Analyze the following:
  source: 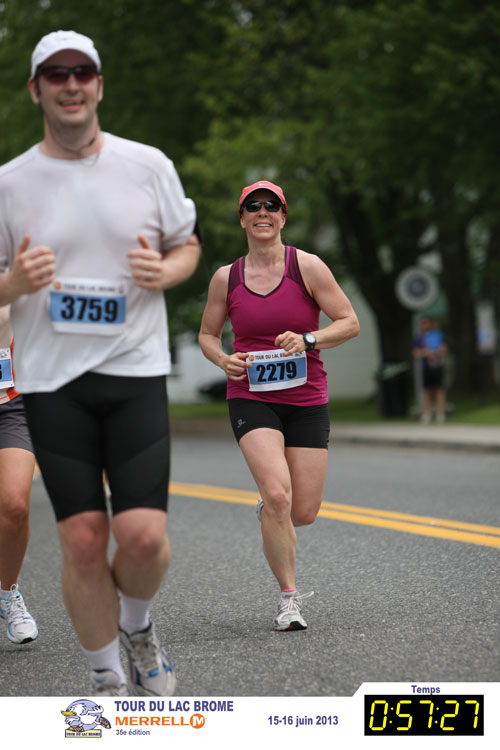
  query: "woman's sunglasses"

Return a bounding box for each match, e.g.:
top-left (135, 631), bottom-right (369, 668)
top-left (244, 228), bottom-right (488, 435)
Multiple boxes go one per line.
top-left (36, 65), bottom-right (99, 85)
top-left (243, 200), bottom-right (282, 213)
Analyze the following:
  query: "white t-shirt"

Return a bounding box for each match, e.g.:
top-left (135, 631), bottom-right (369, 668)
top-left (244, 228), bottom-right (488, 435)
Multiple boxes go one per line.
top-left (0, 133), bottom-right (196, 393)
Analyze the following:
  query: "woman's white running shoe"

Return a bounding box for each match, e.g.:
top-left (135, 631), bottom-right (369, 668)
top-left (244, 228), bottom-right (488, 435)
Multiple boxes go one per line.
top-left (273, 590), bottom-right (314, 631)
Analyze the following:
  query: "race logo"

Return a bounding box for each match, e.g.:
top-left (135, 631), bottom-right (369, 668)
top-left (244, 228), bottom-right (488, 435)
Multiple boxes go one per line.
top-left (61, 699), bottom-right (111, 738)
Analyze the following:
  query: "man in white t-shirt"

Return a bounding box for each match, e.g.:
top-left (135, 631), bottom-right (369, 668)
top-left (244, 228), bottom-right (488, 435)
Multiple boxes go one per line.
top-left (0, 31), bottom-right (201, 696)
top-left (0, 305), bottom-right (38, 645)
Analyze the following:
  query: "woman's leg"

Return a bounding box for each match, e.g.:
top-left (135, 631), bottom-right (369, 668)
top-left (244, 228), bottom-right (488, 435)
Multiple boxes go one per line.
top-left (239, 428), bottom-right (297, 591)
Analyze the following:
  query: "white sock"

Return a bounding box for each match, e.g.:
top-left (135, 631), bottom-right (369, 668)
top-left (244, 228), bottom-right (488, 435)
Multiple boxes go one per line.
top-left (82, 636), bottom-right (126, 682)
top-left (0, 587), bottom-right (12, 598)
top-left (119, 592), bottom-right (152, 635)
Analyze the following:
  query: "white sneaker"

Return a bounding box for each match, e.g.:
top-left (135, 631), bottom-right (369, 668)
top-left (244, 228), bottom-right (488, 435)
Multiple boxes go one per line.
top-left (0, 584), bottom-right (38, 644)
top-left (120, 622), bottom-right (176, 696)
top-left (90, 669), bottom-right (128, 696)
top-left (274, 590), bottom-right (314, 631)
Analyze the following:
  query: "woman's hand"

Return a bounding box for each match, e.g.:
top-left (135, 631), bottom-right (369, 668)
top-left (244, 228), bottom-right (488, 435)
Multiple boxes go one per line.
top-left (221, 351), bottom-right (252, 380)
top-left (274, 330), bottom-right (307, 354)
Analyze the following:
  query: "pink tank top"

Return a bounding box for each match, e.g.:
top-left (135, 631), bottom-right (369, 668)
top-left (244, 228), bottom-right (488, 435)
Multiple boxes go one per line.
top-left (226, 246), bottom-right (328, 405)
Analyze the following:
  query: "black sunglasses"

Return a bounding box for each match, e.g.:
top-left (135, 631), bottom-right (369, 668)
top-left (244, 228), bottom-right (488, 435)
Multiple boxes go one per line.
top-left (243, 200), bottom-right (282, 213)
top-left (36, 64), bottom-right (99, 85)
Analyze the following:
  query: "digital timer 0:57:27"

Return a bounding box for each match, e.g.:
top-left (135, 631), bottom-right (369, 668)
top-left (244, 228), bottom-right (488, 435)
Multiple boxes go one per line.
top-left (364, 694), bottom-right (483, 736)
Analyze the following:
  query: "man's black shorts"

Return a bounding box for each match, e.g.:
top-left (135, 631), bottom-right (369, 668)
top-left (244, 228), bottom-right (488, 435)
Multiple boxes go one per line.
top-left (23, 372), bottom-right (170, 522)
top-left (228, 398), bottom-right (330, 448)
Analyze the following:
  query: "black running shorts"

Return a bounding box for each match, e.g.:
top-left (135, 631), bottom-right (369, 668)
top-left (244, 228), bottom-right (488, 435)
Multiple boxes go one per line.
top-left (0, 396), bottom-right (34, 453)
top-left (22, 373), bottom-right (170, 522)
top-left (423, 366), bottom-right (444, 389)
top-left (227, 398), bottom-right (330, 448)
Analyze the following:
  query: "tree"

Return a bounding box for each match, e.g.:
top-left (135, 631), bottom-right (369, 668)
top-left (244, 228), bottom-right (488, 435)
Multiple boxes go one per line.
top-left (0, 0), bottom-right (230, 336)
top-left (1, 0), bottom-right (499, 392)
top-left (182, 0), bottom-right (500, 392)
top-left (326, 1), bottom-right (500, 391)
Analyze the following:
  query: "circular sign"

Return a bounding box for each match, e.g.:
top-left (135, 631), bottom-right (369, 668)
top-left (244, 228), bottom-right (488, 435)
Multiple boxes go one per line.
top-left (395, 267), bottom-right (439, 310)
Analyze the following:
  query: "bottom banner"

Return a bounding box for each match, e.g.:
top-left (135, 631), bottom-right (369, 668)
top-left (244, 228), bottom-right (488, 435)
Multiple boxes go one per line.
top-left (1, 682), bottom-right (498, 749)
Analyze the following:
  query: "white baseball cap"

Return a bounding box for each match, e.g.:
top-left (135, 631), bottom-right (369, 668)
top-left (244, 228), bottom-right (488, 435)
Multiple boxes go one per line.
top-left (31, 30), bottom-right (101, 77)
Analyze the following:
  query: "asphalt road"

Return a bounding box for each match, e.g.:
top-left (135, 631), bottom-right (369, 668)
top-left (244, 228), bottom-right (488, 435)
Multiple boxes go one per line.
top-left (1, 435), bottom-right (499, 697)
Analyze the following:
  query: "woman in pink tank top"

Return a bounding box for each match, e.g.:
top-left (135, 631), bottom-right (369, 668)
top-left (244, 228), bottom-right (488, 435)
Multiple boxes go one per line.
top-left (199, 180), bottom-right (359, 631)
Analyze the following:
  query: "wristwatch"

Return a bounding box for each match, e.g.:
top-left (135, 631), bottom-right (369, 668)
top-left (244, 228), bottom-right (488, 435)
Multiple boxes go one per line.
top-left (302, 332), bottom-right (316, 351)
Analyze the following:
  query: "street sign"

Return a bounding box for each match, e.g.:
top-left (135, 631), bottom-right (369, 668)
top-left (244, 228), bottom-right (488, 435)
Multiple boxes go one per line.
top-left (395, 267), bottom-right (439, 311)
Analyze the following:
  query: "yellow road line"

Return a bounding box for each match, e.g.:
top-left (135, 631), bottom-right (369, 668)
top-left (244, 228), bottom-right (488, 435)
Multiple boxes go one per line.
top-left (320, 500), bottom-right (500, 536)
top-left (170, 482), bottom-right (258, 503)
top-left (318, 508), bottom-right (500, 548)
top-left (169, 481), bottom-right (500, 550)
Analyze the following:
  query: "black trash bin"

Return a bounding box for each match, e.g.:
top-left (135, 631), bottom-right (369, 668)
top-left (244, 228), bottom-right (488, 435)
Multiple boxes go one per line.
top-left (198, 378), bottom-right (227, 400)
top-left (376, 363), bottom-right (410, 418)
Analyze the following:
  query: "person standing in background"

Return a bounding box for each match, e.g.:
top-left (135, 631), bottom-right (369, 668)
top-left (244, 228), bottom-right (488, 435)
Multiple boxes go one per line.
top-left (413, 317), bottom-right (448, 423)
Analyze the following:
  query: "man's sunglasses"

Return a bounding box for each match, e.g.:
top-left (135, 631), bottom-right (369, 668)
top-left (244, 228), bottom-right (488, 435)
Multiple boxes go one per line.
top-left (243, 200), bottom-right (283, 213)
top-left (36, 65), bottom-right (99, 85)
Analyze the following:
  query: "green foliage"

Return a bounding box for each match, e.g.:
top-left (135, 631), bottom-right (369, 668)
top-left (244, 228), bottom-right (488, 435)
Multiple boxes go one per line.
top-left (1, 0), bottom-right (499, 390)
top-left (184, 0), bottom-right (500, 387)
top-left (0, 0), bottom-right (225, 164)
top-left (0, 0), bottom-right (230, 337)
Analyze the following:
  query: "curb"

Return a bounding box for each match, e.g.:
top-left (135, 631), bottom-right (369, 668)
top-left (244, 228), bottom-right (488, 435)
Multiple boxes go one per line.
top-left (330, 433), bottom-right (500, 453)
top-left (171, 418), bottom-right (500, 453)
top-left (331, 422), bottom-right (500, 453)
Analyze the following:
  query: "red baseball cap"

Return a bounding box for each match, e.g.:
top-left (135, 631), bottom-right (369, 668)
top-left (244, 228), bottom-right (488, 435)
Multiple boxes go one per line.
top-left (239, 180), bottom-right (287, 215)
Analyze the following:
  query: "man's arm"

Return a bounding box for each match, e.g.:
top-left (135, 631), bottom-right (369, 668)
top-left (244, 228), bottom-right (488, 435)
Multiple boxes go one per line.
top-left (128, 233), bottom-right (201, 291)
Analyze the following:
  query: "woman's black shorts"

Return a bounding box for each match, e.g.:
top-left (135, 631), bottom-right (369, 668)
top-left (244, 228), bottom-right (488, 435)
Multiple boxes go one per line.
top-left (22, 372), bottom-right (170, 522)
top-left (228, 398), bottom-right (330, 448)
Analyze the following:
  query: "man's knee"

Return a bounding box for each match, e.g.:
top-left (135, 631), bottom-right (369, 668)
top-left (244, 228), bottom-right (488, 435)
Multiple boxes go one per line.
top-left (112, 510), bottom-right (168, 565)
top-left (59, 514), bottom-right (109, 570)
top-left (120, 527), bottom-right (167, 564)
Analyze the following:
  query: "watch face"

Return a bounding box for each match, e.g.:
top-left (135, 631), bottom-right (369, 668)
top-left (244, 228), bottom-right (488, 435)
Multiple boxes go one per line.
top-left (304, 333), bottom-right (316, 349)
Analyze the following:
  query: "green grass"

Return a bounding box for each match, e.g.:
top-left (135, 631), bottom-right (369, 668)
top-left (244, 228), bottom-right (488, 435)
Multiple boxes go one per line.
top-left (169, 393), bottom-right (500, 425)
top-left (445, 395), bottom-right (500, 425)
top-left (170, 401), bottom-right (229, 419)
top-left (169, 397), bottom-right (379, 421)
top-left (328, 398), bottom-right (379, 422)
